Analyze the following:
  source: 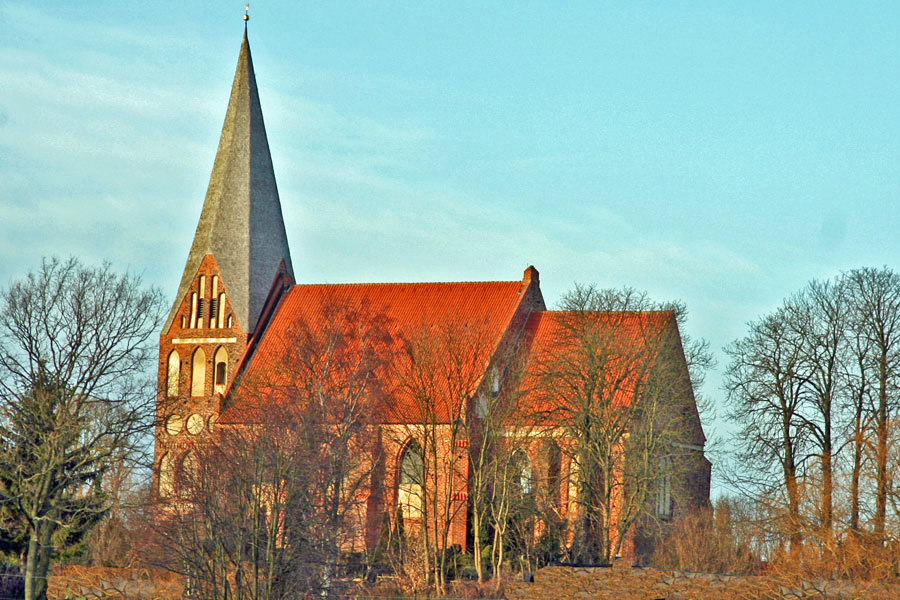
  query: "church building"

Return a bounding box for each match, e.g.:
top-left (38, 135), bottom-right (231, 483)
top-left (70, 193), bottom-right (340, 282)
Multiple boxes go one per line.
top-left (154, 28), bottom-right (711, 562)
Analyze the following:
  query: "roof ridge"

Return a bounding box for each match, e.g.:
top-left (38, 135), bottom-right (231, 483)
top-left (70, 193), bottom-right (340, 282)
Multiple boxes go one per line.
top-left (542, 309), bottom-right (675, 316)
top-left (291, 280), bottom-right (522, 288)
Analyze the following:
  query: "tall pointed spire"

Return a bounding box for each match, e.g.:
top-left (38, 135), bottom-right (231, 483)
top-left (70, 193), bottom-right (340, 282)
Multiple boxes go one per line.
top-left (166, 29), bottom-right (294, 334)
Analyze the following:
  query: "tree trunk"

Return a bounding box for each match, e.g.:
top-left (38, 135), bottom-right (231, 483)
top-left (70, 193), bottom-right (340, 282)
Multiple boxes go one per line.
top-left (786, 470), bottom-right (802, 554)
top-left (35, 526), bottom-right (52, 600)
top-left (21, 524), bottom-right (52, 600)
top-left (850, 421), bottom-right (862, 532)
top-left (849, 353), bottom-right (867, 533)
top-left (875, 367), bottom-right (889, 538)
top-left (472, 506), bottom-right (484, 583)
top-left (492, 525), bottom-right (505, 591)
top-left (24, 530), bottom-right (38, 600)
top-left (822, 446), bottom-right (833, 537)
top-left (783, 427), bottom-right (802, 554)
top-left (421, 497), bottom-right (431, 589)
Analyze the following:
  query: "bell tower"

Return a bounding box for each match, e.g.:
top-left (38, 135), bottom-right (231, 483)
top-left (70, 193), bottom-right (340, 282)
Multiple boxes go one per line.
top-left (154, 25), bottom-right (294, 498)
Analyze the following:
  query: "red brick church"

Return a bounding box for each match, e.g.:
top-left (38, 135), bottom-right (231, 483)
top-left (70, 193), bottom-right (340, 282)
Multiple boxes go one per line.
top-left (154, 29), bottom-right (710, 562)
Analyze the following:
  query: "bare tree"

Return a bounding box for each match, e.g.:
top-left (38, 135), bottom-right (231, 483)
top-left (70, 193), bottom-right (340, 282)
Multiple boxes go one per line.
top-left (843, 307), bottom-right (874, 534)
top-left (725, 267), bottom-right (900, 569)
top-left (650, 496), bottom-right (763, 574)
top-left (82, 450), bottom-right (151, 567)
top-left (530, 285), bottom-right (707, 564)
top-left (152, 406), bottom-right (337, 600)
top-left (485, 433), bottom-right (538, 588)
top-left (785, 278), bottom-right (850, 540)
top-left (725, 306), bottom-right (809, 555)
top-left (460, 332), bottom-right (540, 586)
top-left (0, 257), bottom-right (163, 600)
top-left (151, 300), bottom-right (391, 600)
top-left (262, 299), bottom-right (392, 593)
top-left (388, 319), bottom-right (495, 595)
top-left (843, 267), bottom-right (900, 541)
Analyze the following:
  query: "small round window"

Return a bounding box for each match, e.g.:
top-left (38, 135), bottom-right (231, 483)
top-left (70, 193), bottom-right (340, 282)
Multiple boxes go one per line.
top-left (187, 413), bottom-right (205, 435)
top-left (165, 415), bottom-right (183, 436)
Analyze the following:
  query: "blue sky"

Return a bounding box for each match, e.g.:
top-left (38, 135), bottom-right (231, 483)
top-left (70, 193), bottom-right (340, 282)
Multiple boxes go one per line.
top-left (3, 3), bottom-right (900, 479)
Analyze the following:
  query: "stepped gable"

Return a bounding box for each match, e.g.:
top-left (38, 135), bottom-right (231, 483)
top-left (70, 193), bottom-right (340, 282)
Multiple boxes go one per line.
top-left (165, 28), bottom-right (293, 335)
top-left (218, 278), bottom-right (533, 424)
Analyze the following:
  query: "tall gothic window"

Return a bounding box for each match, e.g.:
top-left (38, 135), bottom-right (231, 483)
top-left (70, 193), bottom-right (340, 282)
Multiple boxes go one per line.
top-left (180, 451), bottom-right (199, 491)
top-left (211, 276), bottom-right (219, 323)
top-left (214, 346), bottom-right (228, 394)
top-left (189, 292), bottom-right (198, 328)
top-left (166, 350), bottom-right (180, 397)
top-left (191, 347), bottom-right (206, 397)
top-left (197, 275), bottom-right (207, 328)
top-left (158, 453), bottom-right (174, 498)
top-left (512, 449), bottom-right (534, 496)
top-left (217, 293), bottom-right (226, 328)
top-left (657, 456), bottom-right (673, 518)
top-left (546, 440), bottom-right (561, 510)
top-left (398, 440), bottom-right (424, 519)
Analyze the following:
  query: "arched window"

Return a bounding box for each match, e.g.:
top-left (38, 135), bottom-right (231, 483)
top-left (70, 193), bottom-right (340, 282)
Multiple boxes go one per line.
top-left (197, 275), bottom-right (207, 329)
top-left (180, 451), bottom-right (199, 490)
top-left (545, 440), bottom-right (561, 509)
top-left (217, 293), bottom-right (226, 328)
top-left (567, 456), bottom-right (579, 515)
top-left (166, 350), bottom-right (180, 397)
top-left (512, 449), bottom-right (533, 496)
top-left (190, 292), bottom-right (198, 329)
top-left (214, 346), bottom-right (228, 393)
top-left (158, 453), bottom-right (174, 498)
top-left (398, 440), bottom-right (424, 519)
top-left (657, 456), bottom-right (673, 518)
top-left (191, 347), bottom-right (206, 397)
top-left (211, 276), bottom-right (219, 323)
top-left (475, 393), bottom-right (488, 419)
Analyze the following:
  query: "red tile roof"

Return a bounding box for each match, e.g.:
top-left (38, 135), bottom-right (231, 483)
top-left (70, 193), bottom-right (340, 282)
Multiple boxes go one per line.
top-left (219, 280), bottom-right (531, 424)
top-left (518, 310), bottom-right (675, 420)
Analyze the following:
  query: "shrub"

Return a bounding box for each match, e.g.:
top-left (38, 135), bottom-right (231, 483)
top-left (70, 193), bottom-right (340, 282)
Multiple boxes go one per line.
top-left (0, 563), bottom-right (25, 600)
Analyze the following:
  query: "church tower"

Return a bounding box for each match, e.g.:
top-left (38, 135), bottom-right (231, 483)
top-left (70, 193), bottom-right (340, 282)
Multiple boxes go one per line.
top-left (155, 26), bottom-right (293, 498)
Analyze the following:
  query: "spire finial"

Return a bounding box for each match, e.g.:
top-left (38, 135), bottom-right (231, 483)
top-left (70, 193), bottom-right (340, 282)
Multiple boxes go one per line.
top-left (243, 3), bottom-right (250, 22)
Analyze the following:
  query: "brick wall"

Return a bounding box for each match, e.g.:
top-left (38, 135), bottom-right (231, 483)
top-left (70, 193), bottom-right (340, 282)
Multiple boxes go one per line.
top-left (155, 254), bottom-right (248, 499)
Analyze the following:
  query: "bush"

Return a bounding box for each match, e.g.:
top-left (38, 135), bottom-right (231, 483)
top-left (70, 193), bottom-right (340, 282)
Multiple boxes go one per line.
top-left (447, 546), bottom-right (478, 581)
top-left (650, 504), bottom-right (762, 574)
top-left (0, 563), bottom-right (25, 600)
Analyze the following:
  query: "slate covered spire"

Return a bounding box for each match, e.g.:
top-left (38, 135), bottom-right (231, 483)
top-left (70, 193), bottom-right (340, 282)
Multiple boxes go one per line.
top-left (165, 29), bottom-right (294, 334)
